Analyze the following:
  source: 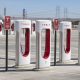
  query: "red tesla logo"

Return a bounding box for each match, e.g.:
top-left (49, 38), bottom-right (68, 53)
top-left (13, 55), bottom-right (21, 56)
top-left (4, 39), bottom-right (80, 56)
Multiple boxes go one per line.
top-left (54, 19), bottom-right (59, 30)
top-left (4, 16), bottom-right (11, 30)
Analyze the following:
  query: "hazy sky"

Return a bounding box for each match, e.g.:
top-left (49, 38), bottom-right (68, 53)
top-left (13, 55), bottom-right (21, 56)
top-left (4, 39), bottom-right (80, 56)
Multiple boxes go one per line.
top-left (0, 0), bottom-right (80, 18)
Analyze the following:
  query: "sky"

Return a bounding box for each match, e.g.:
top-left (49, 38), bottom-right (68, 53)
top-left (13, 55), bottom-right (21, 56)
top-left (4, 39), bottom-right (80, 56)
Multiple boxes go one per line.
top-left (0, 0), bottom-right (80, 18)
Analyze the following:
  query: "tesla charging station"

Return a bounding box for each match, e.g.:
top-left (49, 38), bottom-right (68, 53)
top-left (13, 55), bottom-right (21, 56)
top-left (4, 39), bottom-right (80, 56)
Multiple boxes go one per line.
top-left (36, 20), bottom-right (51, 69)
top-left (59, 21), bottom-right (72, 62)
top-left (15, 20), bottom-right (31, 66)
top-left (0, 20), bottom-right (3, 35)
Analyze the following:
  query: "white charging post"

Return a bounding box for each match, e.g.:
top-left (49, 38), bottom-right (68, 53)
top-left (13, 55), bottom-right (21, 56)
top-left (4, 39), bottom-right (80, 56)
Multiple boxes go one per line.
top-left (36, 20), bottom-right (51, 69)
top-left (59, 21), bottom-right (72, 62)
top-left (15, 20), bottom-right (31, 66)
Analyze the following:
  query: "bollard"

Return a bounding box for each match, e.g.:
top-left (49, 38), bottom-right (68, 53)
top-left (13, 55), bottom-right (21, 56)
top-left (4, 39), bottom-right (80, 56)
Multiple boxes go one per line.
top-left (15, 20), bottom-right (31, 66)
top-left (59, 21), bottom-right (72, 62)
top-left (36, 20), bottom-right (51, 69)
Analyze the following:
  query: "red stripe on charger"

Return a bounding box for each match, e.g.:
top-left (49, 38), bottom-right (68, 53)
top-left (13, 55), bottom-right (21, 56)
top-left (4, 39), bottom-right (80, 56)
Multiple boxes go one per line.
top-left (43, 29), bottom-right (50, 59)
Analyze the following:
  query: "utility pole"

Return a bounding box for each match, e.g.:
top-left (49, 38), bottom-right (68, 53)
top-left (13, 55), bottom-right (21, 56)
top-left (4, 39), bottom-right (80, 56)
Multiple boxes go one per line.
top-left (56, 6), bottom-right (60, 19)
top-left (64, 8), bottom-right (68, 20)
top-left (23, 8), bottom-right (27, 34)
top-left (4, 8), bottom-right (6, 16)
top-left (23, 8), bottom-right (25, 19)
top-left (23, 8), bottom-right (27, 19)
